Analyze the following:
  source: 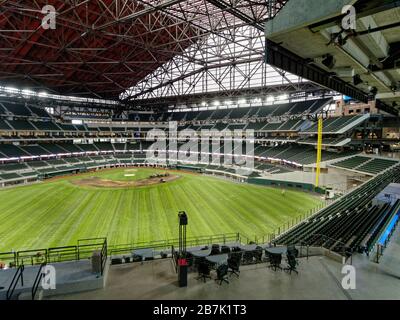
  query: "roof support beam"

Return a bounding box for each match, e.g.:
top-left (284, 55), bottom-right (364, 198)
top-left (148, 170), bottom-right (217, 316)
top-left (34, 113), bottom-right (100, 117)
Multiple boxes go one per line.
top-left (265, 39), bottom-right (370, 103)
top-left (204, 0), bottom-right (264, 31)
top-left (93, 0), bottom-right (188, 31)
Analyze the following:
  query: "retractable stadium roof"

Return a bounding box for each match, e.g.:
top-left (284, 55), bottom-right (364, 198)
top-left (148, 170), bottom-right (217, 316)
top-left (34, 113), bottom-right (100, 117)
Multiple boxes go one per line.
top-left (0, 0), bottom-right (288, 99)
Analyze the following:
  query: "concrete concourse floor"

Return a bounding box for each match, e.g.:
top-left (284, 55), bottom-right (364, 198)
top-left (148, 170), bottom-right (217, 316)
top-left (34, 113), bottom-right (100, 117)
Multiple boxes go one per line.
top-left (48, 257), bottom-right (346, 300)
top-left (47, 228), bottom-right (400, 300)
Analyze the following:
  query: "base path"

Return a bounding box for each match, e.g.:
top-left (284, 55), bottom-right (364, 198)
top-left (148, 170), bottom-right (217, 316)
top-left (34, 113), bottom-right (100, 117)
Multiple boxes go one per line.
top-left (72, 174), bottom-right (180, 188)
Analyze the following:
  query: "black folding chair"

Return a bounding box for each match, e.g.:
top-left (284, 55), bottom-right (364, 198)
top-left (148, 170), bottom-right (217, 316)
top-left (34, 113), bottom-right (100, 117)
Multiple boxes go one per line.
top-left (254, 246), bottom-right (263, 263)
top-left (221, 246), bottom-right (231, 254)
top-left (196, 260), bottom-right (211, 282)
top-left (210, 244), bottom-right (221, 255)
top-left (267, 253), bottom-right (283, 271)
top-left (215, 264), bottom-right (229, 285)
top-left (284, 253), bottom-right (299, 275)
top-left (243, 251), bottom-right (254, 264)
top-left (227, 256), bottom-right (240, 277)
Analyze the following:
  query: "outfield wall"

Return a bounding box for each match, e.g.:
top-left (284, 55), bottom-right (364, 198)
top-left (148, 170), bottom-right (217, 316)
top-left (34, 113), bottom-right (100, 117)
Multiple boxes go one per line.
top-left (248, 178), bottom-right (326, 194)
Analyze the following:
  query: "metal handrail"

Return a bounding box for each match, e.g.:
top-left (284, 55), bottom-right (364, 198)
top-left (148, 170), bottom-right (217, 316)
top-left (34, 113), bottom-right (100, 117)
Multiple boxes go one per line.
top-left (307, 233), bottom-right (353, 262)
top-left (100, 239), bottom-right (107, 275)
top-left (6, 264), bottom-right (24, 300)
top-left (32, 262), bottom-right (46, 300)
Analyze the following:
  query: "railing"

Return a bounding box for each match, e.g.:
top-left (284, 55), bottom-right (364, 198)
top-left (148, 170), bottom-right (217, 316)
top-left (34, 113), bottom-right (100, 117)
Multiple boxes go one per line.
top-left (100, 238), bottom-right (107, 275)
top-left (0, 229), bottom-right (332, 271)
top-left (0, 251), bottom-right (17, 268)
top-left (31, 262), bottom-right (46, 300)
top-left (108, 233), bottom-right (240, 258)
top-left (374, 244), bottom-right (384, 264)
top-left (307, 233), bottom-right (353, 264)
top-left (48, 246), bottom-right (78, 263)
top-left (278, 240), bottom-right (311, 260)
top-left (6, 264), bottom-right (24, 300)
top-left (0, 234), bottom-right (241, 269)
top-left (246, 202), bottom-right (331, 246)
top-left (373, 216), bottom-right (399, 263)
top-left (77, 237), bottom-right (108, 261)
top-left (270, 202), bottom-right (329, 241)
top-left (17, 248), bottom-right (47, 266)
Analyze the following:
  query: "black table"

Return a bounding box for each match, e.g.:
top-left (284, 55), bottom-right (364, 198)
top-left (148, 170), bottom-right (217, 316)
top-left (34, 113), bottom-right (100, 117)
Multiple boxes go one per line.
top-left (206, 254), bottom-right (228, 266)
top-left (191, 249), bottom-right (212, 258)
top-left (265, 246), bottom-right (287, 255)
top-left (239, 244), bottom-right (258, 251)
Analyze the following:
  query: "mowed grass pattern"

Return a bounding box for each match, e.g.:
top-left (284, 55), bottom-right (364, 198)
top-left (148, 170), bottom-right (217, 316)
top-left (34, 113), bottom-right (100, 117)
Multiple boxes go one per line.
top-left (0, 168), bottom-right (322, 251)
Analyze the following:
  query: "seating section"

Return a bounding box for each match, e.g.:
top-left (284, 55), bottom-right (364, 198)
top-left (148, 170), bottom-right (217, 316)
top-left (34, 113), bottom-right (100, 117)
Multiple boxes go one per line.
top-left (0, 98), bottom-right (335, 139)
top-left (29, 106), bottom-right (51, 118)
top-left (31, 121), bottom-right (61, 131)
top-left (256, 162), bottom-right (293, 174)
top-left (58, 143), bottom-right (83, 153)
top-left (271, 103), bottom-right (293, 116)
top-left (7, 120), bottom-right (36, 131)
top-left (39, 144), bottom-right (69, 154)
top-left (0, 120), bottom-right (12, 130)
top-left (1, 102), bottom-right (32, 116)
top-left (331, 156), bottom-right (371, 170)
top-left (297, 136), bottom-right (350, 146)
top-left (28, 161), bottom-right (50, 168)
top-left (303, 115), bottom-right (365, 134)
top-left (0, 144), bottom-right (29, 157)
top-left (246, 122), bottom-right (267, 130)
top-left (331, 156), bottom-right (399, 175)
top-left (157, 99), bottom-right (331, 123)
top-left (277, 119), bottom-right (304, 131)
top-left (256, 144), bottom-right (358, 165)
top-left (356, 158), bottom-right (399, 175)
top-left (0, 172), bottom-right (23, 181)
top-left (95, 142), bottom-right (114, 151)
top-left (58, 123), bottom-right (77, 131)
top-left (274, 165), bottom-right (400, 254)
top-left (228, 108), bottom-right (251, 120)
top-left (77, 144), bottom-right (99, 152)
top-left (0, 97), bottom-right (393, 180)
top-left (0, 163), bottom-right (28, 171)
top-left (362, 200), bottom-right (400, 253)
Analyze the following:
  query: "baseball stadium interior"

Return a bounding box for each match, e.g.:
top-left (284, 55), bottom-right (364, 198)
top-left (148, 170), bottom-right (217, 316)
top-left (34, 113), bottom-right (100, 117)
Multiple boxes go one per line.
top-left (0, 0), bottom-right (399, 301)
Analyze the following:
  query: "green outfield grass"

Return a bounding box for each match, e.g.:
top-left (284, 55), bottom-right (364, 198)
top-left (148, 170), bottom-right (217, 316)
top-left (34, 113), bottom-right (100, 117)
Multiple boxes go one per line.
top-left (0, 168), bottom-right (322, 251)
